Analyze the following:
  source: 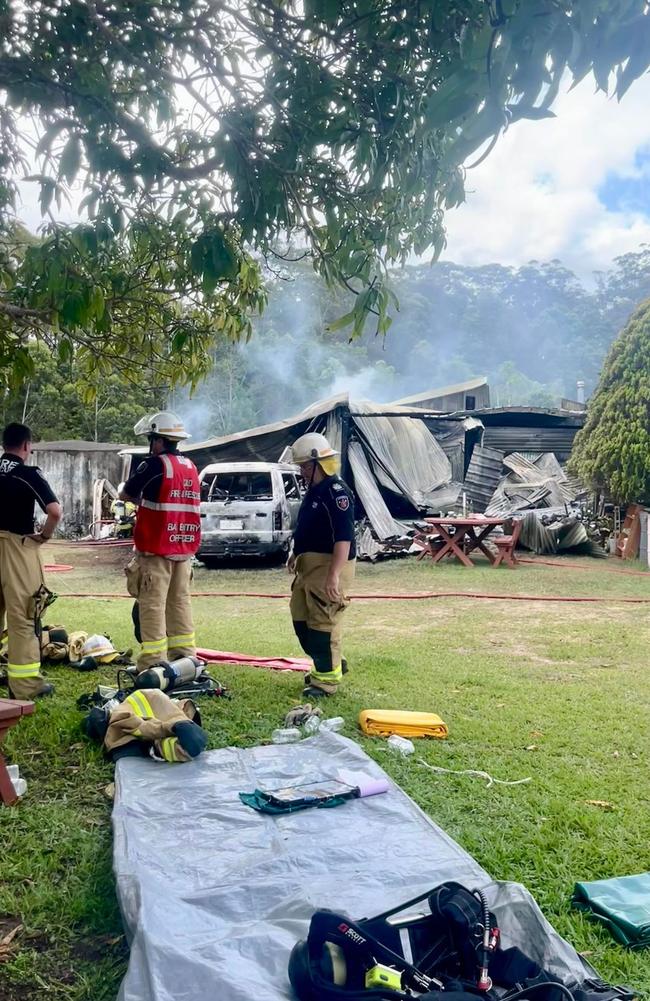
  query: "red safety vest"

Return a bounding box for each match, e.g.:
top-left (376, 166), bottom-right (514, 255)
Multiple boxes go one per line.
top-left (133, 453), bottom-right (201, 557)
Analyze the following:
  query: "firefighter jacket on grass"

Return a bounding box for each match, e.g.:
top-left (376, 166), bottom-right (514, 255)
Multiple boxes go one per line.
top-left (90, 688), bottom-right (207, 763)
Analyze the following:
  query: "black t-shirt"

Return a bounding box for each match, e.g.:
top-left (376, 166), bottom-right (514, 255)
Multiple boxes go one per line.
top-left (292, 475), bottom-right (356, 558)
top-left (0, 453), bottom-right (58, 535)
top-left (124, 452), bottom-right (172, 502)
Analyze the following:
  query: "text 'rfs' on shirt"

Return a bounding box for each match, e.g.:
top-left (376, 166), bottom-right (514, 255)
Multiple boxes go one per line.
top-left (0, 454), bottom-right (58, 535)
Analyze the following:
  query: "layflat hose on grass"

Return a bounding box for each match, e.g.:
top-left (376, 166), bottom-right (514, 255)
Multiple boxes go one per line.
top-left (518, 556), bottom-right (650, 576)
top-left (51, 589), bottom-right (650, 604)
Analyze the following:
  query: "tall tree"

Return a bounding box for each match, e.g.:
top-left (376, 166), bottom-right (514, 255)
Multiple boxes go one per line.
top-left (1, 0), bottom-right (648, 386)
top-left (1, 341), bottom-right (163, 441)
top-left (570, 300), bottom-right (650, 502)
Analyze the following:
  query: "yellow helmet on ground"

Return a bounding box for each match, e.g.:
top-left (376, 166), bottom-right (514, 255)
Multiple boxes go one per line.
top-left (133, 411), bottom-right (190, 441)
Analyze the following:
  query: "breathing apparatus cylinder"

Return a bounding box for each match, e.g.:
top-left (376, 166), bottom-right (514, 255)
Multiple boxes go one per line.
top-left (135, 656), bottom-right (204, 691)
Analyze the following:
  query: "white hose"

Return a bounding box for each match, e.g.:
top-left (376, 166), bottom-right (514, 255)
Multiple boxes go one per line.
top-left (417, 758), bottom-right (531, 789)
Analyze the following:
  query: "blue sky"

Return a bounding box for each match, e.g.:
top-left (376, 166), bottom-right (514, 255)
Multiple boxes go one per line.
top-left (598, 148), bottom-right (650, 215)
top-left (441, 72), bottom-right (650, 280)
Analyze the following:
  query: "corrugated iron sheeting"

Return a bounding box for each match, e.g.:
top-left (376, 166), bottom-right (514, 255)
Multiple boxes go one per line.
top-left (351, 402), bottom-right (452, 508)
top-left (485, 481), bottom-right (551, 516)
top-left (503, 452), bottom-right (542, 481)
top-left (348, 441), bottom-right (404, 540)
top-left (534, 452), bottom-right (567, 483)
top-left (482, 427), bottom-right (578, 460)
top-left (464, 445), bottom-right (504, 512)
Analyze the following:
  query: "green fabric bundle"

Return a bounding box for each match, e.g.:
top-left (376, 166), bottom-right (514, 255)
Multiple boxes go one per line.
top-left (572, 873), bottom-right (650, 948)
top-left (239, 789), bottom-right (348, 814)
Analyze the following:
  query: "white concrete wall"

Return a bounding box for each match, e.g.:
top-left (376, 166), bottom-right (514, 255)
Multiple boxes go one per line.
top-left (31, 449), bottom-right (129, 537)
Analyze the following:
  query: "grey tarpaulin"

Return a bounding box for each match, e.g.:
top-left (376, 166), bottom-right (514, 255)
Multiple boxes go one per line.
top-left (113, 732), bottom-right (603, 1001)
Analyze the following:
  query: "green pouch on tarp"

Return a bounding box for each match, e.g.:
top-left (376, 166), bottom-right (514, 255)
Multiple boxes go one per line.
top-left (239, 789), bottom-right (348, 814)
top-left (572, 872), bottom-right (650, 948)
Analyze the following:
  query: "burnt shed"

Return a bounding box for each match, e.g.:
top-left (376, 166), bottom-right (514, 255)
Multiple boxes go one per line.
top-left (461, 407), bottom-right (585, 462)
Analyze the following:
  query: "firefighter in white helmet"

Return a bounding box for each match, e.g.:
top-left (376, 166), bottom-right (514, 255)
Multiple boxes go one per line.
top-left (120, 412), bottom-right (202, 674)
top-left (288, 432), bottom-right (356, 697)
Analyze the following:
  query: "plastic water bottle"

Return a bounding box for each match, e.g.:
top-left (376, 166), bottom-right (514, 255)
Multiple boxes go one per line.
top-left (387, 735), bottom-right (415, 756)
top-left (271, 727), bottom-right (302, 744)
top-left (320, 717), bottom-right (344, 733)
top-left (7, 764), bottom-right (27, 798)
top-left (303, 716), bottom-right (321, 736)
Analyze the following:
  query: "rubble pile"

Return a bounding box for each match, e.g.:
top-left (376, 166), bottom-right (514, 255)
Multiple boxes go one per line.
top-left (355, 448), bottom-right (607, 561)
top-left (482, 451), bottom-right (605, 556)
top-left (517, 509), bottom-right (607, 558)
top-left (485, 452), bottom-right (587, 516)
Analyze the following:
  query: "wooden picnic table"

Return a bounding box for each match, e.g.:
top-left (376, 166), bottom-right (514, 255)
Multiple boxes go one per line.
top-left (0, 697), bottom-right (34, 806)
top-left (421, 516), bottom-right (509, 567)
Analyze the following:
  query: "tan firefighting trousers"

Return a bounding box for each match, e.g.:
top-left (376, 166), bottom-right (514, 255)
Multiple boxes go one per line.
top-left (290, 553), bottom-right (356, 694)
top-left (0, 531), bottom-right (48, 699)
top-left (104, 688), bottom-right (199, 762)
top-left (126, 555), bottom-right (196, 672)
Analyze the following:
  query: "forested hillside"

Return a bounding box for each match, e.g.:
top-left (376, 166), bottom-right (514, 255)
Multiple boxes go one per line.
top-left (170, 246), bottom-right (650, 440)
top-left (4, 247), bottom-right (650, 442)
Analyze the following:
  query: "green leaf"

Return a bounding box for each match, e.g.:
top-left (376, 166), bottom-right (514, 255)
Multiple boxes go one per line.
top-left (38, 180), bottom-right (55, 216)
top-left (326, 308), bottom-right (356, 332)
top-left (36, 120), bottom-right (72, 157)
top-left (505, 104), bottom-right (556, 122)
top-left (57, 338), bottom-right (74, 363)
top-left (190, 236), bottom-right (207, 276)
top-left (59, 136), bottom-right (82, 185)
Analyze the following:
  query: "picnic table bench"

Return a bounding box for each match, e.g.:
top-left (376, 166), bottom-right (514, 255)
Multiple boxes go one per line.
top-left (417, 516), bottom-right (516, 567)
top-left (0, 697), bottom-right (34, 806)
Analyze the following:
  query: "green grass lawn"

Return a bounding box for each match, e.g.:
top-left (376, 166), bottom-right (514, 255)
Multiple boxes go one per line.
top-left (2, 548), bottom-right (650, 999)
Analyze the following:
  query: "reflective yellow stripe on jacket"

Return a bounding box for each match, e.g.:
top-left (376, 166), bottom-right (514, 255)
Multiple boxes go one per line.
top-left (161, 737), bottom-right (179, 762)
top-left (125, 690), bottom-right (154, 719)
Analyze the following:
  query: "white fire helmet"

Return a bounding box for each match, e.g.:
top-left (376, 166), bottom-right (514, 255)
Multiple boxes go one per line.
top-left (133, 411), bottom-right (190, 441)
top-left (290, 432), bottom-right (339, 465)
top-left (81, 634), bottom-right (119, 663)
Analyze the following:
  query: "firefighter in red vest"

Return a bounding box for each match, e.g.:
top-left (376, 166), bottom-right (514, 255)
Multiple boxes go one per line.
top-left (120, 412), bottom-right (202, 674)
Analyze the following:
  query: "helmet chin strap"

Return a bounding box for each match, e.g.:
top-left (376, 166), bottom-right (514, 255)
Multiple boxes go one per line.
top-left (308, 452), bottom-right (319, 489)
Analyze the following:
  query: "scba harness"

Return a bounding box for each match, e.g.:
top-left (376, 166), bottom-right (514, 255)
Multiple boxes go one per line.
top-left (288, 883), bottom-right (633, 1001)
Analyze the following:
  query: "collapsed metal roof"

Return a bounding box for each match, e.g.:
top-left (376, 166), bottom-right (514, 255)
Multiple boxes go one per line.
top-left (182, 393), bottom-right (473, 540)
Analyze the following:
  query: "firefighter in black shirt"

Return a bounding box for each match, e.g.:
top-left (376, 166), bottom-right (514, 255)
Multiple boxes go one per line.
top-left (289, 433), bottom-right (356, 697)
top-left (0, 423), bottom-right (61, 699)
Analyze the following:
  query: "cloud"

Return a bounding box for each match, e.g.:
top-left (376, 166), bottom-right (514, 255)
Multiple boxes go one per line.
top-left (442, 73), bottom-right (650, 278)
top-left (13, 71), bottom-right (650, 278)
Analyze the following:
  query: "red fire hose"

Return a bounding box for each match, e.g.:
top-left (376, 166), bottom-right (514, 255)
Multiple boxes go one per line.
top-left (518, 557), bottom-right (649, 577)
top-left (50, 589), bottom-right (650, 604)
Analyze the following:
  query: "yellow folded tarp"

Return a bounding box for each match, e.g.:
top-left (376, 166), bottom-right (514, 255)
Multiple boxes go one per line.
top-left (359, 709), bottom-right (448, 739)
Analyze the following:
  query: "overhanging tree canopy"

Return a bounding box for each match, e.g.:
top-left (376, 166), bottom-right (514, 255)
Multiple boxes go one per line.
top-left (570, 299), bottom-right (650, 503)
top-left (1, 0), bottom-right (649, 387)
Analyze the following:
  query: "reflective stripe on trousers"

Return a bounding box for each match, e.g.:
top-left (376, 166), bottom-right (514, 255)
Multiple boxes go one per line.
top-left (7, 662), bottom-right (41, 678)
top-left (310, 664), bottom-right (343, 685)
